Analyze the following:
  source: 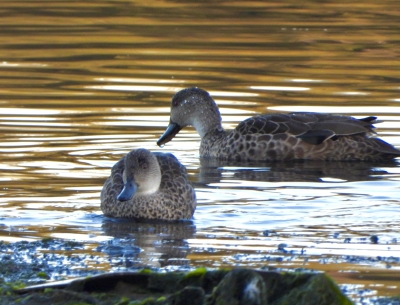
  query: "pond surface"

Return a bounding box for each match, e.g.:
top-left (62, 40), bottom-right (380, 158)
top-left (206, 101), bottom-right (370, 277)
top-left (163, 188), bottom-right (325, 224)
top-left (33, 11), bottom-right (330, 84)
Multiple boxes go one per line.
top-left (0, 1), bottom-right (399, 304)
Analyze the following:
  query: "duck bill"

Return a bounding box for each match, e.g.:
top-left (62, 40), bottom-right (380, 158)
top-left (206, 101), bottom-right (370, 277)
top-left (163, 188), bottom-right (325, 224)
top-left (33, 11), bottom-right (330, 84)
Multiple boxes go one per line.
top-left (157, 122), bottom-right (182, 147)
top-left (117, 180), bottom-right (137, 201)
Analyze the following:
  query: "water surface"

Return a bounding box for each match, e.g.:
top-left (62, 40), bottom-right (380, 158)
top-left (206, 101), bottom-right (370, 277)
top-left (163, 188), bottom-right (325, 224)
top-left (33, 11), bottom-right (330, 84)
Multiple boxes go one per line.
top-left (0, 1), bottom-right (400, 303)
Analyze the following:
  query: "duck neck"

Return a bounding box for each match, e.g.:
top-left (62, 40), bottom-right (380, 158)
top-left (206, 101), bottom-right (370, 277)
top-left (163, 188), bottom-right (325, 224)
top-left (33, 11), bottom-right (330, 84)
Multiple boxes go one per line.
top-left (194, 108), bottom-right (224, 139)
top-left (192, 100), bottom-right (224, 139)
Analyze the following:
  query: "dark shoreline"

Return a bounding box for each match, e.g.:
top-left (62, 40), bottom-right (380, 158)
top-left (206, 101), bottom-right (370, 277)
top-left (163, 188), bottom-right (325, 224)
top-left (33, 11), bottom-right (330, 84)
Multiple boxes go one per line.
top-left (0, 239), bottom-right (399, 305)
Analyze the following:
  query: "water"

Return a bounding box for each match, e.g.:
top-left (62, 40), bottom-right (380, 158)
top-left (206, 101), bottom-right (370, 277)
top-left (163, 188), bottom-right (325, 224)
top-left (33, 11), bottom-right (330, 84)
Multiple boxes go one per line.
top-left (0, 0), bottom-right (400, 303)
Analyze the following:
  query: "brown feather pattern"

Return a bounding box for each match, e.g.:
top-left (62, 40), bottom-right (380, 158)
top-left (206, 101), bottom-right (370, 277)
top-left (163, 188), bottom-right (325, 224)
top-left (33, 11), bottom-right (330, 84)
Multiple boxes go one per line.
top-left (101, 149), bottom-right (196, 220)
top-left (157, 87), bottom-right (400, 161)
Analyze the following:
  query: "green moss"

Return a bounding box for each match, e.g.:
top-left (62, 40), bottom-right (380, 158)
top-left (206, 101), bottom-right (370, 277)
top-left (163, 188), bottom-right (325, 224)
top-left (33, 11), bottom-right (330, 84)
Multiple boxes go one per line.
top-left (271, 273), bottom-right (354, 305)
top-left (185, 267), bottom-right (208, 279)
top-left (148, 272), bottom-right (183, 293)
top-left (320, 274), bottom-right (354, 305)
top-left (116, 296), bottom-right (131, 305)
top-left (37, 271), bottom-right (50, 279)
top-left (11, 282), bottom-right (26, 290)
top-left (178, 267), bottom-right (209, 288)
top-left (128, 297), bottom-right (156, 305)
top-left (139, 268), bottom-right (153, 275)
top-left (0, 281), bottom-right (25, 296)
top-left (41, 237), bottom-right (53, 243)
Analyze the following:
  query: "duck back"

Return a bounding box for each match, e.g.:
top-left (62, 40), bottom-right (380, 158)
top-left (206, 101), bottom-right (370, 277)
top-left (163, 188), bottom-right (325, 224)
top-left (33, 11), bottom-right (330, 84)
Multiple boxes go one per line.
top-left (200, 112), bottom-right (400, 161)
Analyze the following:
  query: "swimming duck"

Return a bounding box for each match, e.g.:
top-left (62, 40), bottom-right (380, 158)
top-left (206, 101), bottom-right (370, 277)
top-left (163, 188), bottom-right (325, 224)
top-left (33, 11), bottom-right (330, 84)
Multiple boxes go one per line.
top-left (101, 148), bottom-right (196, 220)
top-left (157, 87), bottom-right (400, 161)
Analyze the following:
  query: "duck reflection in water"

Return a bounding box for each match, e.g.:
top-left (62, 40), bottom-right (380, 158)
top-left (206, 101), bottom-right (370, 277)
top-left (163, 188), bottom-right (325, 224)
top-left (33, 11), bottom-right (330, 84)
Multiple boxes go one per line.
top-left (158, 87), bottom-right (400, 162)
top-left (100, 148), bottom-right (197, 268)
top-left (100, 218), bottom-right (196, 268)
top-left (197, 159), bottom-right (399, 185)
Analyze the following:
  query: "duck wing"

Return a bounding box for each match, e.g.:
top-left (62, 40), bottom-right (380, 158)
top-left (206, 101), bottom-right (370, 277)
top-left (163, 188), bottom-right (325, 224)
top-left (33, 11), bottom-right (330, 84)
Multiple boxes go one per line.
top-left (154, 152), bottom-right (196, 215)
top-left (100, 156), bottom-right (125, 208)
top-left (235, 112), bottom-right (379, 145)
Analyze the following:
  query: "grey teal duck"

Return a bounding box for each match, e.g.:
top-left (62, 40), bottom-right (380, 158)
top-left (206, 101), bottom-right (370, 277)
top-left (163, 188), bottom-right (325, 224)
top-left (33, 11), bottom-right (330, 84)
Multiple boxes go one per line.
top-left (157, 87), bottom-right (400, 161)
top-left (101, 148), bottom-right (196, 220)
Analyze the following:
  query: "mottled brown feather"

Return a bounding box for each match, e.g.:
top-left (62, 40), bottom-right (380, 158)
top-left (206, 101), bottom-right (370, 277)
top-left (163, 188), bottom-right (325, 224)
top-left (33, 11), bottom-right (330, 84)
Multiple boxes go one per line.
top-left (157, 87), bottom-right (400, 161)
top-left (101, 149), bottom-right (196, 220)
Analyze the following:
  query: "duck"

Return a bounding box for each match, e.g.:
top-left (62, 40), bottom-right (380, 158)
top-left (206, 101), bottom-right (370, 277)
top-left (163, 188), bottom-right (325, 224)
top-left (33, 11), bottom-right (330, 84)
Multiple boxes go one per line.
top-left (157, 87), bottom-right (400, 161)
top-left (101, 148), bottom-right (196, 220)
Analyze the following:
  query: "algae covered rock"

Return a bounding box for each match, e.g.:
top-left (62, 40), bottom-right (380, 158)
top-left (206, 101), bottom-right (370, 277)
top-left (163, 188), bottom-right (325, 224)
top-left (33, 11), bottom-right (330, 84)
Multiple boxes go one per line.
top-left (265, 272), bottom-right (354, 305)
top-left (165, 286), bottom-right (205, 305)
top-left (13, 268), bottom-right (353, 305)
top-left (207, 269), bottom-right (267, 305)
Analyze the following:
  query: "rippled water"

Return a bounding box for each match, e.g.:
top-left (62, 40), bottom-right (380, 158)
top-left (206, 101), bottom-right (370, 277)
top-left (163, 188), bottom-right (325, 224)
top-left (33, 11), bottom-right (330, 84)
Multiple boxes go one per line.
top-left (0, 1), bottom-right (400, 303)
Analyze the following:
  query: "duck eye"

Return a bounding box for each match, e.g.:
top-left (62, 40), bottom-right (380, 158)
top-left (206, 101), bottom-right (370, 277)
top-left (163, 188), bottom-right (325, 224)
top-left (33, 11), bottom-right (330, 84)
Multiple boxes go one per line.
top-left (138, 157), bottom-right (148, 169)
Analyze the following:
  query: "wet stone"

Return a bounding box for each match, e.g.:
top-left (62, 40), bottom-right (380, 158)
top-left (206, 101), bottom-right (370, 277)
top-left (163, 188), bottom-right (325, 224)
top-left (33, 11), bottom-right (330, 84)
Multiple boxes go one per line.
top-left (12, 267), bottom-right (355, 305)
top-left (207, 269), bottom-right (267, 305)
top-left (1, 239), bottom-right (397, 305)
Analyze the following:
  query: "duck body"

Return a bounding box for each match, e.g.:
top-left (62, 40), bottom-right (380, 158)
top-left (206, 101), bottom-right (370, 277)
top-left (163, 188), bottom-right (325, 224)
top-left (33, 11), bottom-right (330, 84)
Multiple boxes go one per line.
top-left (157, 87), bottom-right (400, 162)
top-left (101, 148), bottom-right (196, 220)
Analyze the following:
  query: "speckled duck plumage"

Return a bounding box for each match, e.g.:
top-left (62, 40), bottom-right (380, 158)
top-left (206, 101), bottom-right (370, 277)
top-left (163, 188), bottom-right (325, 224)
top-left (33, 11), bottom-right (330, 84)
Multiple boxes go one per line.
top-left (101, 148), bottom-right (196, 220)
top-left (157, 87), bottom-right (400, 161)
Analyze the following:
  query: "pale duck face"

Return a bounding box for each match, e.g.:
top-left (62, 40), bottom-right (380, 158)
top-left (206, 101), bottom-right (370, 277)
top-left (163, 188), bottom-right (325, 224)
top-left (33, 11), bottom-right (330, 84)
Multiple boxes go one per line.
top-left (117, 149), bottom-right (161, 201)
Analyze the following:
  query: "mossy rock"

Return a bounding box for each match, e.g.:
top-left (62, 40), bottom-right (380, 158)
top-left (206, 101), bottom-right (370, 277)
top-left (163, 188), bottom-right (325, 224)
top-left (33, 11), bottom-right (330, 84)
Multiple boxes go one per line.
top-left (266, 272), bottom-right (353, 305)
top-left (12, 268), bottom-right (353, 305)
top-left (207, 269), bottom-right (267, 305)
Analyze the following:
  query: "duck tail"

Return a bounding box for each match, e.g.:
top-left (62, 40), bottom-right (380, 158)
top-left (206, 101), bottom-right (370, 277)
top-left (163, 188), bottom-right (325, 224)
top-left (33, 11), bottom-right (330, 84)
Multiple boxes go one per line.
top-left (369, 137), bottom-right (400, 157)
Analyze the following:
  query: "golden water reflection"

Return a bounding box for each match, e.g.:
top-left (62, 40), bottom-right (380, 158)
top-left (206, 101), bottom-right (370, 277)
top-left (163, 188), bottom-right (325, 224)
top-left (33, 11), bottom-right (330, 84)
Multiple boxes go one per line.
top-left (0, 0), bottom-right (399, 303)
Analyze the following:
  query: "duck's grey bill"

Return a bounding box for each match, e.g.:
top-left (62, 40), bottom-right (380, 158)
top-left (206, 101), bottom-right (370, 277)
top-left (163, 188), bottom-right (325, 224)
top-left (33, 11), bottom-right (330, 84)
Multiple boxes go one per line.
top-left (157, 122), bottom-right (182, 147)
top-left (117, 180), bottom-right (137, 201)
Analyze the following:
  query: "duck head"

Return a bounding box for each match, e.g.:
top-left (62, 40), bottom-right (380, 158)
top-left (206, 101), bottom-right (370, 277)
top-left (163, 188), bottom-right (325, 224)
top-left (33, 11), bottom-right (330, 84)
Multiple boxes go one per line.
top-left (117, 148), bottom-right (161, 201)
top-left (157, 87), bottom-right (223, 146)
